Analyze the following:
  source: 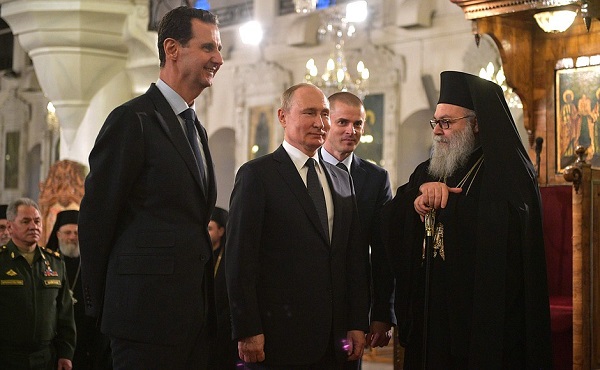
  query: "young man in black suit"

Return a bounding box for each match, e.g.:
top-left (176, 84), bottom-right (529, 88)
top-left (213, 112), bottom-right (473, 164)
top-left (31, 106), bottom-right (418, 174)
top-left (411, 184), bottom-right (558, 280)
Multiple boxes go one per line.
top-left (78, 6), bottom-right (223, 370)
top-left (226, 83), bottom-right (370, 369)
top-left (320, 92), bottom-right (396, 369)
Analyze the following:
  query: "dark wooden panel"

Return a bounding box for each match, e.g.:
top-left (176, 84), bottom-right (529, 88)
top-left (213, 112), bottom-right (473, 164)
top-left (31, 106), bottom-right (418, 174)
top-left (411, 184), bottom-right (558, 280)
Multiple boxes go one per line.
top-left (470, 13), bottom-right (600, 185)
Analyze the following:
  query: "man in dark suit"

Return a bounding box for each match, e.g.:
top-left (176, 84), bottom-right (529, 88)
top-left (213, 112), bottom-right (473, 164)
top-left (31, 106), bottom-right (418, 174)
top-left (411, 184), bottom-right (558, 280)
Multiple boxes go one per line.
top-left (320, 92), bottom-right (396, 369)
top-left (226, 83), bottom-right (370, 369)
top-left (78, 6), bottom-right (222, 370)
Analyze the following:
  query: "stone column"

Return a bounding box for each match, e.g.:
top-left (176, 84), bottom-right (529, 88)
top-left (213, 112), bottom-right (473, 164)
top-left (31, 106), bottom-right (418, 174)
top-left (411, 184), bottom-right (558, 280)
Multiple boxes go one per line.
top-left (1, 0), bottom-right (133, 151)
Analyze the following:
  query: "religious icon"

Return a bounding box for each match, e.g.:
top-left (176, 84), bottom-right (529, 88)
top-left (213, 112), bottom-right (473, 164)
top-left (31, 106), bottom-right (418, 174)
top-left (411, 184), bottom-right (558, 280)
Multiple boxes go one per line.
top-left (556, 64), bottom-right (600, 171)
top-left (248, 105), bottom-right (274, 160)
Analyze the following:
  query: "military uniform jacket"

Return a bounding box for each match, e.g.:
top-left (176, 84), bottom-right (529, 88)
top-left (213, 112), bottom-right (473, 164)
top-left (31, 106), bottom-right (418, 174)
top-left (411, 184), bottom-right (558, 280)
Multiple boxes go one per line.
top-left (0, 241), bottom-right (76, 359)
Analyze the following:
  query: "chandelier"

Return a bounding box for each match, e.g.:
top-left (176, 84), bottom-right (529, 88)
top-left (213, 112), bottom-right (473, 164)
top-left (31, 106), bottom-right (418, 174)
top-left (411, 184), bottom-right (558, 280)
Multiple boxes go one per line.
top-left (532, 0), bottom-right (600, 33)
top-left (534, 8), bottom-right (578, 33)
top-left (302, 1), bottom-right (370, 99)
top-left (478, 62), bottom-right (523, 109)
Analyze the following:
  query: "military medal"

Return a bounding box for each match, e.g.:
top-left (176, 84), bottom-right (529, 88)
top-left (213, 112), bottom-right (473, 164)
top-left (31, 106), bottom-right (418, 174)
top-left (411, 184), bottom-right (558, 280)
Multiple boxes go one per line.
top-left (41, 253), bottom-right (59, 277)
top-left (43, 261), bottom-right (58, 277)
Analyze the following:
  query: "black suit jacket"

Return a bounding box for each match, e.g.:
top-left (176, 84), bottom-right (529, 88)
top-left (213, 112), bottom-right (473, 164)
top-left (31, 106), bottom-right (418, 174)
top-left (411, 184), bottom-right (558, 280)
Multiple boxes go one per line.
top-left (226, 145), bottom-right (370, 366)
top-left (349, 155), bottom-right (396, 325)
top-left (209, 245), bottom-right (238, 369)
top-left (79, 84), bottom-right (217, 344)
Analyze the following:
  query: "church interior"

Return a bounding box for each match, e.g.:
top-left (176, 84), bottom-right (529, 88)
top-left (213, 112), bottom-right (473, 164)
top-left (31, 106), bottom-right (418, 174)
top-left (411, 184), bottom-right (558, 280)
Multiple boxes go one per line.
top-left (1, 0), bottom-right (600, 368)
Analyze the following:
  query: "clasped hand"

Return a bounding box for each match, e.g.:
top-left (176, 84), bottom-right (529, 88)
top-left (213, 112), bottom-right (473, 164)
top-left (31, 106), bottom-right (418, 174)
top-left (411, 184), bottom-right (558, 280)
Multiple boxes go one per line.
top-left (414, 182), bottom-right (462, 221)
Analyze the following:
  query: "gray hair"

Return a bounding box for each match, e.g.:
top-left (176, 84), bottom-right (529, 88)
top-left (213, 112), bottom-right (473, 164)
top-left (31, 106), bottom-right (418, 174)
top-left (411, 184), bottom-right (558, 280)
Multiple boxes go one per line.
top-left (280, 83), bottom-right (321, 112)
top-left (6, 198), bottom-right (40, 221)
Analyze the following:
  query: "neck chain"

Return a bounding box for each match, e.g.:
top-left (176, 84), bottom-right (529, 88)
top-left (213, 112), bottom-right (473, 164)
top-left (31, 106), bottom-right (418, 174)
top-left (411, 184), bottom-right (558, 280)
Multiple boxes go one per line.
top-left (439, 154), bottom-right (484, 196)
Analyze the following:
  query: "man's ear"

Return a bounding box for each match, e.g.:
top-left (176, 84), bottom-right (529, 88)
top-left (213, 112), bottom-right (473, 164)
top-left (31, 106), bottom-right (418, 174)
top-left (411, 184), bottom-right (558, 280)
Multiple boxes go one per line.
top-left (163, 38), bottom-right (178, 61)
top-left (472, 117), bottom-right (479, 134)
top-left (277, 109), bottom-right (286, 128)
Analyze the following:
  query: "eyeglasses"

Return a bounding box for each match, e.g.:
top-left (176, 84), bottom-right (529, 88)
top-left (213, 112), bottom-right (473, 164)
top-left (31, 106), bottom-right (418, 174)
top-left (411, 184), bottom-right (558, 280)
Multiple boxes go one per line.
top-left (429, 115), bottom-right (473, 129)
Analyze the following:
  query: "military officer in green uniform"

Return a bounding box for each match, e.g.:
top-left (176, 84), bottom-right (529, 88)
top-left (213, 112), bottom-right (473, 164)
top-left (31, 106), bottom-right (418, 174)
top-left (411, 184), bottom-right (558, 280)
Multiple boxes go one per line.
top-left (0, 198), bottom-right (76, 370)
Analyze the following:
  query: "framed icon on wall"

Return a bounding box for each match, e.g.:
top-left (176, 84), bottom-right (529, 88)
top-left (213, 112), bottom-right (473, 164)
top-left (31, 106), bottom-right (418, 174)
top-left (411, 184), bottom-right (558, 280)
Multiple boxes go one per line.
top-left (555, 63), bottom-right (600, 171)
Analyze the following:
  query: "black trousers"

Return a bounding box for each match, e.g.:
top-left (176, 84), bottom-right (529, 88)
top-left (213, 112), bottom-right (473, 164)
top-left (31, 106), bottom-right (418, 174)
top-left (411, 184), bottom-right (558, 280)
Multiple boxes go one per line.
top-left (242, 339), bottom-right (343, 370)
top-left (0, 345), bottom-right (55, 370)
top-left (109, 323), bottom-right (209, 370)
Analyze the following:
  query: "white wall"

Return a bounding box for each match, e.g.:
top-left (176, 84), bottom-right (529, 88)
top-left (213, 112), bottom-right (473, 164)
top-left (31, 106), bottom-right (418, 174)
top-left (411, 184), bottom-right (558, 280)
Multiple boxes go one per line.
top-left (2, 0), bottom-right (515, 200)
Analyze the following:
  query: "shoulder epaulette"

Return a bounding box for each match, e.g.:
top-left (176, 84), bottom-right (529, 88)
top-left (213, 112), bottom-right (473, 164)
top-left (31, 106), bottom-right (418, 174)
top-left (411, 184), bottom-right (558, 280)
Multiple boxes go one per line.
top-left (40, 245), bottom-right (61, 259)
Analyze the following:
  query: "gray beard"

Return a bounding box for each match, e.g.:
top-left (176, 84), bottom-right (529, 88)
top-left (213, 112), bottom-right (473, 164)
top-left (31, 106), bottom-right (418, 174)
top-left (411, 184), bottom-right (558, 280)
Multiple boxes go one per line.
top-left (59, 240), bottom-right (80, 258)
top-left (428, 123), bottom-right (476, 179)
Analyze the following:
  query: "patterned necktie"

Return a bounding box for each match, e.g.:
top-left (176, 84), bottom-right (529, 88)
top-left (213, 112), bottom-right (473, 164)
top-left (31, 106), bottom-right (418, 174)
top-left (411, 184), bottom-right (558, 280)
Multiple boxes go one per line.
top-left (306, 158), bottom-right (328, 238)
top-left (180, 108), bottom-right (207, 191)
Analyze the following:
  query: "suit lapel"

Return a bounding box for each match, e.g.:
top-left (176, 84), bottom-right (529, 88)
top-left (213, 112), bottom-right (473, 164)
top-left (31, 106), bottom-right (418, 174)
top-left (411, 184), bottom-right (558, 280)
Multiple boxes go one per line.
top-left (198, 121), bottom-right (217, 209)
top-left (147, 85), bottom-right (207, 195)
top-left (351, 156), bottom-right (367, 196)
top-left (273, 146), bottom-right (329, 244)
top-left (323, 161), bottom-right (346, 250)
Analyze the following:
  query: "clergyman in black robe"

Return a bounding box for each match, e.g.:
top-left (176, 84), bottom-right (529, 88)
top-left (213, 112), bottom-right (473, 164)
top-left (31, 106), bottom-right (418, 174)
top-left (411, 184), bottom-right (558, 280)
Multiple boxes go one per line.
top-left (382, 71), bottom-right (552, 369)
top-left (46, 210), bottom-right (113, 370)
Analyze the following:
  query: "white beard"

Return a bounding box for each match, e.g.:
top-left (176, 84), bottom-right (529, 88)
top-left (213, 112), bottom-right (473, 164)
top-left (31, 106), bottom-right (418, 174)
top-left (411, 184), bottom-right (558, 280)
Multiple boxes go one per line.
top-left (59, 240), bottom-right (80, 258)
top-left (428, 123), bottom-right (476, 179)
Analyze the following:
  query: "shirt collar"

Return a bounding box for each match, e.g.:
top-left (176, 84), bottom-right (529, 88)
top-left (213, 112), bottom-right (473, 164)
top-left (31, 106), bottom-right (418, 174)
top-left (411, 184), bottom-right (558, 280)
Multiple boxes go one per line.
top-left (282, 140), bottom-right (321, 172)
top-left (320, 147), bottom-right (353, 174)
top-left (156, 79), bottom-right (196, 116)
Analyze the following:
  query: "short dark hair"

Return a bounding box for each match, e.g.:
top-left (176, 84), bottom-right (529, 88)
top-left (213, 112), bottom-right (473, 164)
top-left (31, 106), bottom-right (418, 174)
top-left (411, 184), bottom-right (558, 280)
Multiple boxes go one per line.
top-left (210, 207), bottom-right (228, 229)
top-left (328, 91), bottom-right (363, 110)
top-left (157, 6), bottom-right (219, 67)
top-left (6, 198), bottom-right (40, 222)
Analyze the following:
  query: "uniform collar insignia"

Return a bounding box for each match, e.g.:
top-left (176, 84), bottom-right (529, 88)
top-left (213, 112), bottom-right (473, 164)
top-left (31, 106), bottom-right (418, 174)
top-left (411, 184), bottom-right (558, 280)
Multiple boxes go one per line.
top-left (6, 269), bottom-right (17, 276)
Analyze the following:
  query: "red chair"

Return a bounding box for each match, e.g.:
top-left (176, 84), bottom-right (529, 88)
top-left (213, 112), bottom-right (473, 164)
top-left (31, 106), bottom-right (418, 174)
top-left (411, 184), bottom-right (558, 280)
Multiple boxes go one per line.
top-left (541, 186), bottom-right (573, 370)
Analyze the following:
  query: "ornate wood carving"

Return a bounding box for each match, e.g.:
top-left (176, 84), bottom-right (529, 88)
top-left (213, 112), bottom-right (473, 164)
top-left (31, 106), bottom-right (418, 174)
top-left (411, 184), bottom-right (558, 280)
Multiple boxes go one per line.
top-left (451, 0), bottom-right (579, 19)
top-left (470, 16), bottom-right (535, 140)
top-left (38, 160), bottom-right (86, 246)
top-left (451, 0), bottom-right (600, 185)
top-left (564, 146), bottom-right (588, 193)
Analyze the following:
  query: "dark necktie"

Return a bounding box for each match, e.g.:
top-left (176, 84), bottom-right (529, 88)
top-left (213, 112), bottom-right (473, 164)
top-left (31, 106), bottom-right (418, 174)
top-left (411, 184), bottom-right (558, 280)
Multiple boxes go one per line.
top-left (306, 158), bottom-right (328, 238)
top-left (336, 162), bottom-right (348, 172)
top-left (180, 108), bottom-right (208, 191)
